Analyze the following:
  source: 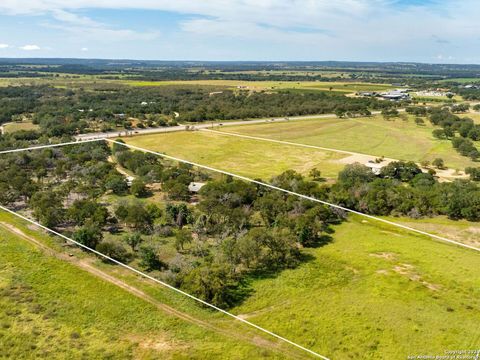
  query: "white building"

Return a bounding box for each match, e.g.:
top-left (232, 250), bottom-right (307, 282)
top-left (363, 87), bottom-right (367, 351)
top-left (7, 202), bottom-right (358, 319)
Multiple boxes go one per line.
top-left (365, 162), bottom-right (385, 175)
top-left (188, 182), bottom-right (206, 193)
top-left (126, 176), bottom-right (135, 186)
top-left (380, 91), bottom-right (410, 101)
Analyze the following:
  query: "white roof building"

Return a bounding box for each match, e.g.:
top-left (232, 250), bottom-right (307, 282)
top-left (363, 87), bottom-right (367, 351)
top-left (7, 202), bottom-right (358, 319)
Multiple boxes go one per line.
top-left (188, 182), bottom-right (206, 193)
top-left (365, 162), bottom-right (385, 175)
top-left (380, 91), bottom-right (410, 100)
top-left (126, 176), bottom-right (135, 186)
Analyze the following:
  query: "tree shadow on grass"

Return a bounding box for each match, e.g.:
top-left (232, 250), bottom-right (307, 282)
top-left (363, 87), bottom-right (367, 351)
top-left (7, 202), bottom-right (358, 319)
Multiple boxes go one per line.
top-left (308, 234), bottom-right (334, 248)
top-left (223, 252), bottom-right (319, 308)
top-left (245, 252), bottom-right (317, 283)
top-left (227, 229), bottom-right (338, 308)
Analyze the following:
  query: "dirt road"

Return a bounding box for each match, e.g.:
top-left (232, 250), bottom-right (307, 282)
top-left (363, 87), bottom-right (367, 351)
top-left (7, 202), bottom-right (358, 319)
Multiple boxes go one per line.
top-left (0, 221), bottom-right (310, 359)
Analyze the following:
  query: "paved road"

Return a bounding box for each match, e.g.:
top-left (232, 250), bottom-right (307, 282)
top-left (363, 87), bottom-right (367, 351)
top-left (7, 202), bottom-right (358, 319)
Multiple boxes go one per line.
top-left (74, 110), bottom-right (389, 141)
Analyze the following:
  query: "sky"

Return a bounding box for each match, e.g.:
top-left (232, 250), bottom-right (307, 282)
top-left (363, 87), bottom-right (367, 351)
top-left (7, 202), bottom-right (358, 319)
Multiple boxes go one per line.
top-left (0, 0), bottom-right (479, 63)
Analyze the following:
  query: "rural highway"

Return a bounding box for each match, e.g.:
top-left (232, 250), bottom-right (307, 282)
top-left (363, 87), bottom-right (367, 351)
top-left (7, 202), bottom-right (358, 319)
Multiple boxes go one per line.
top-left (74, 110), bottom-right (392, 141)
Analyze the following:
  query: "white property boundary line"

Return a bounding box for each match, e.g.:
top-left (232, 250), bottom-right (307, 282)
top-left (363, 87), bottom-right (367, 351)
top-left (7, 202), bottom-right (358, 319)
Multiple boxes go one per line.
top-left (0, 204), bottom-right (328, 360)
top-left (0, 140), bottom-right (329, 360)
top-left (201, 128), bottom-right (361, 156)
top-left (4, 138), bottom-right (475, 253)
top-left (107, 139), bottom-right (480, 253)
top-left (0, 138), bottom-right (102, 155)
top-left (1, 137), bottom-right (479, 358)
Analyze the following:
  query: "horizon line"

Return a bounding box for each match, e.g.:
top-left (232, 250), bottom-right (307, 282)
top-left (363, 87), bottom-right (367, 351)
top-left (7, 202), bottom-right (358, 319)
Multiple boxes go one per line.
top-left (1, 57), bottom-right (480, 67)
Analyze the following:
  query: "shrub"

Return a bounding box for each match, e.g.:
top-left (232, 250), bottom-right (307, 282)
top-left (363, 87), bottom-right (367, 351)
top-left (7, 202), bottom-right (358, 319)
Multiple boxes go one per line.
top-left (96, 241), bottom-right (128, 262)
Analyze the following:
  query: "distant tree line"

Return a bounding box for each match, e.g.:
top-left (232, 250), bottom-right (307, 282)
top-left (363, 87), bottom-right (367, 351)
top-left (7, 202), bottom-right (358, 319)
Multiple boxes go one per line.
top-left (0, 85), bottom-right (397, 139)
top-left (428, 107), bottom-right (480, 161)
top-left (328, 162), bottom-right (480, 221)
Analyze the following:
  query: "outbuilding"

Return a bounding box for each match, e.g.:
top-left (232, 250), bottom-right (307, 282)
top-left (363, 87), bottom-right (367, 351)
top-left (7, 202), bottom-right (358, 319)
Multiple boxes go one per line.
top-left (365, 162), bottom-right (385, 175)
top-left (380, 91), bottom-right (410, 101)
top-left (188, 182), bottom-right (206, 193)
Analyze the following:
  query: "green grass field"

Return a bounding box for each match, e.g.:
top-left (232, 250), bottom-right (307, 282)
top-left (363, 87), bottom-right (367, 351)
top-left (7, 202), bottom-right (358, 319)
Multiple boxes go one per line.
top-left (220, 115), bottom-right (478, 171)
top-left (0, 212), bottom-right (298, 359)
top-left (123, 130), bottom-right (347, 180)
top-left (231, 214), bottom-right (480, 359)
top-left (1, 204), bottom-right (479, 359)
top-left (438, 78), bottom-right (480, 84)
top-left (462, 112), bottom-right (480, 124)
top-left (2, 121), bottom-right (40, 134)
top-left (121, 79), bottom-right (394, 93)
top-left (389, 216), bottom-right (480, 248)
top-left (1, 156), bottom-right (479, 360)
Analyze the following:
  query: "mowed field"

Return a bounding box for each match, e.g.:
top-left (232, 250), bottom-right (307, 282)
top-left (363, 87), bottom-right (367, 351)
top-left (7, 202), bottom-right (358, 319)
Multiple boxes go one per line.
top-left (1, 121), bottom-right (40, 134)
top-left (221, 115), bottom-right (479, 171)
top-left (123, 130), bottom-right (347, 180)
top-left (0, 76), bottom-right (394, 95)
top-left (0, 212), bottom-right (300, 360)
top-left (121, 79), bottom-right (394, 93)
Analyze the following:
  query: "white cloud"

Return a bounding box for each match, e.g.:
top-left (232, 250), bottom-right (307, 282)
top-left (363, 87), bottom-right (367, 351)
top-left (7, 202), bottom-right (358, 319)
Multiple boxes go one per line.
top-left (0, 0), bottom-right (480, 61)
top-left (81, 47), bottom-right (88, 51)
top-left (2, 1), bottom-right (478, 42)
top-left (20, 44), bottom-right (41, 50)
top-left (40, 9), bottom-right (160, 42)
top-left (42, 21), bottom-right (159, 42)
top-left (0, 44), bottom-right (9, 49)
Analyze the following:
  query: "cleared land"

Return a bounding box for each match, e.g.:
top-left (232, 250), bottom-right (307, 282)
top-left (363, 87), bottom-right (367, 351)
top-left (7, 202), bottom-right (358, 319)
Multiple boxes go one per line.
top-left (119, 133), bottom-right (480, 359)
top-left (220, 115), bottom-right (479, 171)
top-left (2, 197), bottom-right (478, 359)
top-left (123, 130), bottom-right (347, 180)
top-left (1, 140), bottom-right (479, 359)
top-left (0, 212), bottom-right (303, 359)
top-left (121, 79), bottom-right (394, 93)
top-left (462, 112), bottom-right (480, 124)
top-left (0, 76), bottom-right (394, 95)
top-left (390, 216), bottom-right (480, 249)
top-left (1, 121), bottom-right (39, 134)
top-left (231, 214), bottom-right (480, 359)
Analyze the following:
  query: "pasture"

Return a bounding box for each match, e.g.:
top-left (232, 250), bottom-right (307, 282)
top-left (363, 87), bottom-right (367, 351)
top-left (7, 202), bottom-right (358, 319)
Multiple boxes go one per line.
top-left (1, 135), bottom-right (479, 359)
top-left (463, 112), bottom-right (480, 124)
top-left (122, 79), bottom-right (394, 93)
top-left (0, 212), bottom-right (296, 359)
top-left (220, 115), bottom-right (479, 171)
top-left (390, 215), bottom-right (480, 248)
top-left (2, 121), bottom-right (39, 134)
top-left (1, 189), bottom-right (478, 359)
top-left (232, 214), bottom-right (480, 359)
top-left (123, 130), bottom-right (347, 180)
top-left (119, 129), bottom-right (480, 358)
